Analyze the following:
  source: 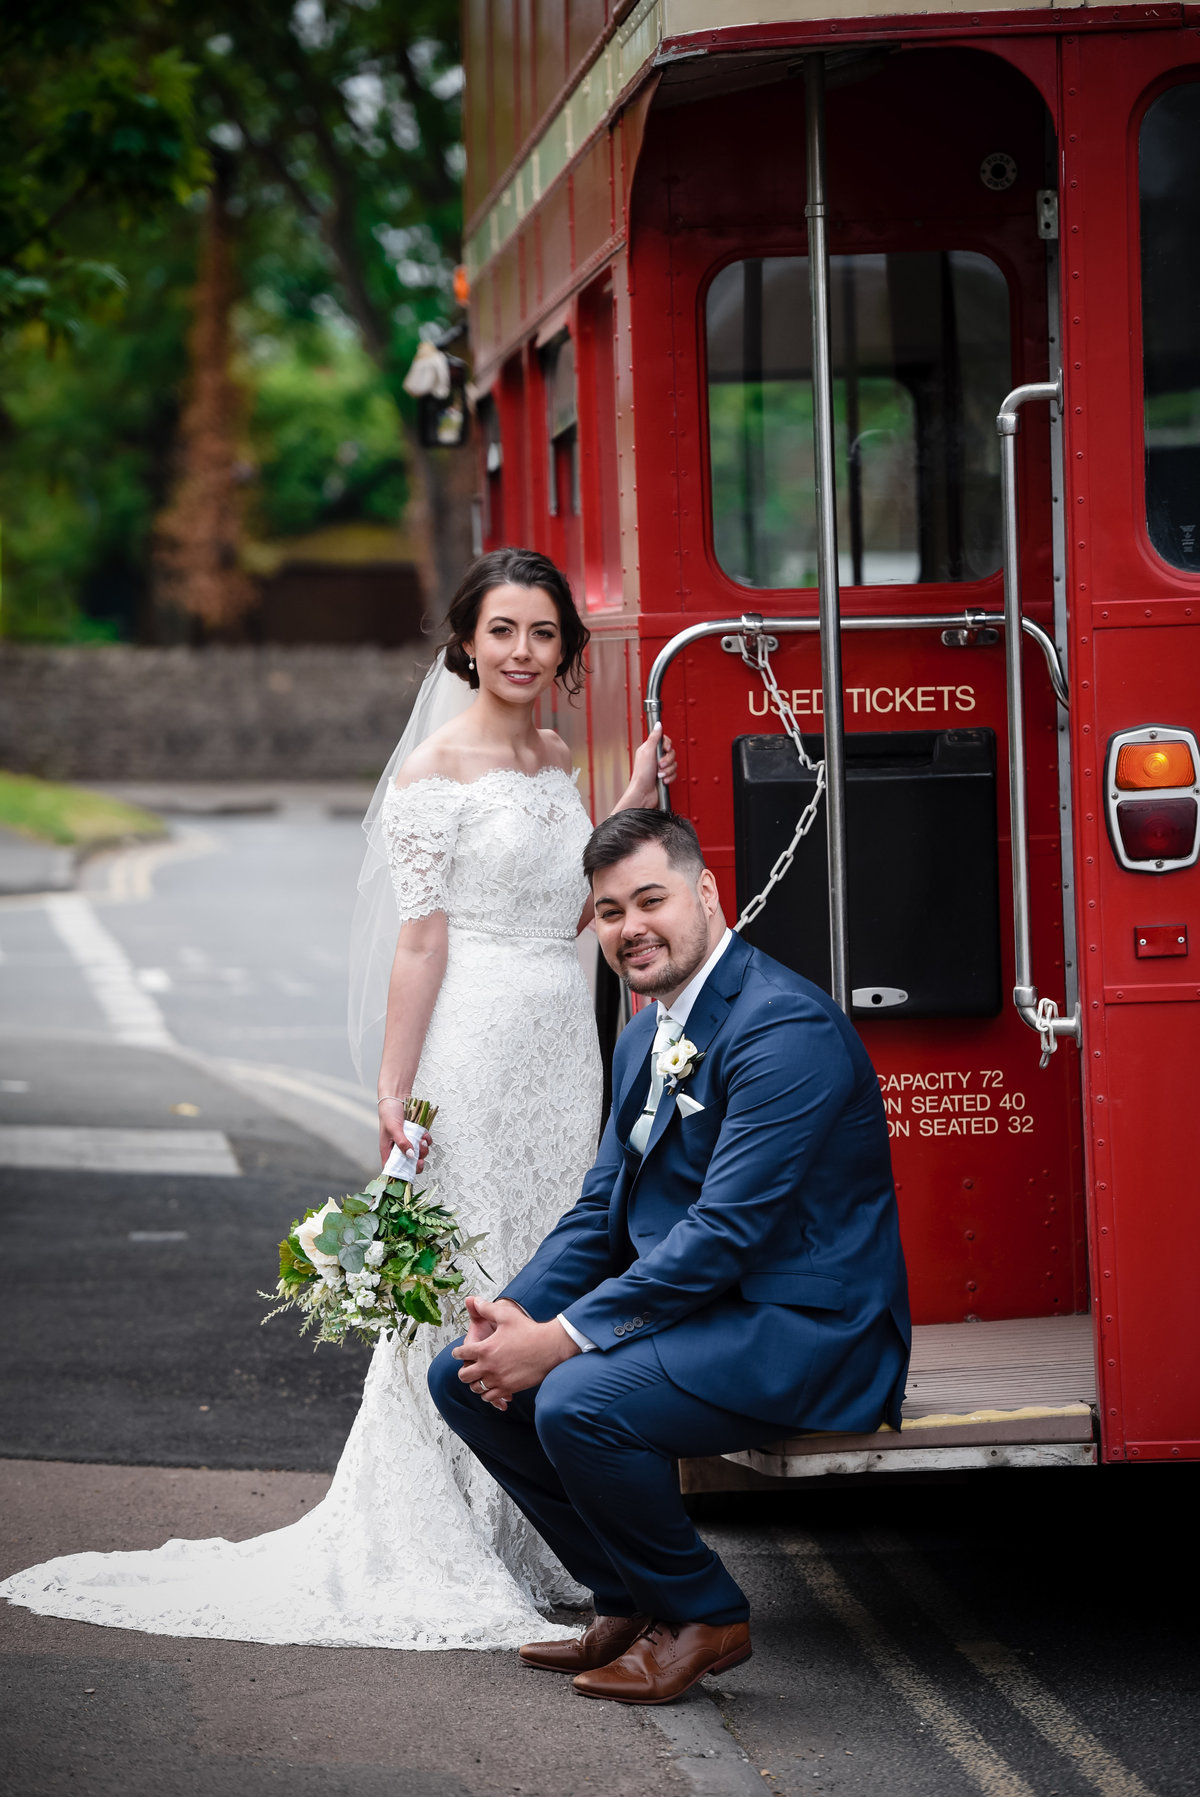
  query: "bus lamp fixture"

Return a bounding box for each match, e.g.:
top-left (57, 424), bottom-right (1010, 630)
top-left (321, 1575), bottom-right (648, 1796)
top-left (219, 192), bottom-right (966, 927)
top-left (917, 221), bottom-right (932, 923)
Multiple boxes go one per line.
top-left (403, 342), bottom-right (470, 449)
top-left (1105, 725), bottom-right (1200, 871)
top-left (1115, 738), bottom-right (1195, 789)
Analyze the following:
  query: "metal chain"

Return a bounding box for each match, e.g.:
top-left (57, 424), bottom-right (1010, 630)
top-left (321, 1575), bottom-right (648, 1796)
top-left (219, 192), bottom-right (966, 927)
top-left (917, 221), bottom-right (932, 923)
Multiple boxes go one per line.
top-left (733, 632), bottom-right (827, 934)
top-left (1033, 996), bottom-right (1063, 1069)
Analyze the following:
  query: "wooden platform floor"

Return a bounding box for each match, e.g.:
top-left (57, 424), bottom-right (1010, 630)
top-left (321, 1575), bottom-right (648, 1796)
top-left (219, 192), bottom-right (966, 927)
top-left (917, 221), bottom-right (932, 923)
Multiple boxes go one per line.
top-left (697, 1315), bottom-right (1099, 1486)
top-left (901, 1313), bottom-right (1096, 1422)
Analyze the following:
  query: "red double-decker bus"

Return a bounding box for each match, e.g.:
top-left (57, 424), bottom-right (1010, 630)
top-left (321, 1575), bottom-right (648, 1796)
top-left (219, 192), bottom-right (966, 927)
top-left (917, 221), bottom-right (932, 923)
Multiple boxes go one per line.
top-left (459, 1), bottom-right (1200, 1477)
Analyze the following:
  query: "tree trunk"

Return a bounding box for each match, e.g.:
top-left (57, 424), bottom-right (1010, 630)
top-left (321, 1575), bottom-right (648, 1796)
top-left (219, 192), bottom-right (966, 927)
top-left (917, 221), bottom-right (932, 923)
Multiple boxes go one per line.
top-left (152, 182), bottom-right (255, 636)
top-left (403, 426), bottom-right (477, 626)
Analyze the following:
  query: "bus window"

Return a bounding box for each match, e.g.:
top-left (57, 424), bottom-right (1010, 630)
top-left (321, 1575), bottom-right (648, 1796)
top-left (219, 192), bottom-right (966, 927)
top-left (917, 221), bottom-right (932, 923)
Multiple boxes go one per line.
top-left (1140, 81), bottom-right (1200, 573)
top-left (478, 394), bottom-right (503, 547)
top-left (706, 252), bottom-right (1010, 589)
top-left (541, 332), bottom-right (580, 520)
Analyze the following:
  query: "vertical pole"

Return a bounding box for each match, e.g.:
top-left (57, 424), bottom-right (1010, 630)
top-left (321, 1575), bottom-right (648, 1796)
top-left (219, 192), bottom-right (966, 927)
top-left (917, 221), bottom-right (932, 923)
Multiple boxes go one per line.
top-left (805, 55), bottom-right (851, 1012)
top-left (843, 258), bottom-right (865, 587)
top-left (998, 419), bottom-right (1033, 1011)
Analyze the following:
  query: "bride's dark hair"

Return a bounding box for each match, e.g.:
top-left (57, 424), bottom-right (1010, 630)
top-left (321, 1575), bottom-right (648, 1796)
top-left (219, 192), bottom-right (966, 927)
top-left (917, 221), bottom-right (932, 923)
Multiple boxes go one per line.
top-left (442, 548), bottom-right (590, 697)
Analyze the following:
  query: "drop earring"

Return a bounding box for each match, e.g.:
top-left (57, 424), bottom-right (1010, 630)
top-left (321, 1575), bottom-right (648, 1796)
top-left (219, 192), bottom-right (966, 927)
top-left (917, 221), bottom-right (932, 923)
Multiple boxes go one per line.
top-left (468, 656), bottom-right (476, 672)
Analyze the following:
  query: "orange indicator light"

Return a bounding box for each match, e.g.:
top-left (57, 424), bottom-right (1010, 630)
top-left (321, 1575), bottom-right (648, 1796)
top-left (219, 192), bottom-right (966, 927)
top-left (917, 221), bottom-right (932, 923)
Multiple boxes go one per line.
top-left (1115, 740), bottom-right (1195, 790)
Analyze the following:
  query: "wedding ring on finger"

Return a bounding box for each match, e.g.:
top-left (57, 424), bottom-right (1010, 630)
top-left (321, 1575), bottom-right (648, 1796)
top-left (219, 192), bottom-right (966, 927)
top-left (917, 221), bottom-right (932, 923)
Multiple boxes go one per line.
top-left (476, 1380), bottom-right (488, 1394)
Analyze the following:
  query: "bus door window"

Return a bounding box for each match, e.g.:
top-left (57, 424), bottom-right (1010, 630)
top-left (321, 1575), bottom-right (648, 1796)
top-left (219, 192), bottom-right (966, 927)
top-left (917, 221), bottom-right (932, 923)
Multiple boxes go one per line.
top-left (578, 275), bottom-right (624, 610)
top-left (541, 330), bottom-right (582, 588)
top-left (1140, 80), bottom-right (1200, 573)
top-left (477, 394), bottom-right (504, 550)
top-left (705, 252), bottom-right (1010, 590)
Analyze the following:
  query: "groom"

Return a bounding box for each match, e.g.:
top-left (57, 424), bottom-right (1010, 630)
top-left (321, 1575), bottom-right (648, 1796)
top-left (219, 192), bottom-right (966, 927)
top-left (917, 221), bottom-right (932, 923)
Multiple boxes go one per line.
top-left (429, 808), bottom-right (910, 1704)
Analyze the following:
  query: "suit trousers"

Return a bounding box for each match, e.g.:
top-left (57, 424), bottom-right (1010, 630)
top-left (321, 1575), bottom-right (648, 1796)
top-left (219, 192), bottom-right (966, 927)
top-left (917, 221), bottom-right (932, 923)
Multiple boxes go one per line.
top-left (428, 1332), bottom-right (773, 1626)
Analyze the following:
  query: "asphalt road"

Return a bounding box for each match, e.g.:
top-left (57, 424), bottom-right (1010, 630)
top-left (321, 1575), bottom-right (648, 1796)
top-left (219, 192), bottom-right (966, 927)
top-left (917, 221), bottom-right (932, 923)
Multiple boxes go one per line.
top-left (1, 793), bottom-right (1196, 1797)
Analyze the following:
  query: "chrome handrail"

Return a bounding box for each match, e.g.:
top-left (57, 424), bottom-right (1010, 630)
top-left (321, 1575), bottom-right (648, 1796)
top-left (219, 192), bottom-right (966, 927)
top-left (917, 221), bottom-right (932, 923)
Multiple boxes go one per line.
top-left (644, 605), bottom-right (1068, 745)
top-left (997, 376), bottom-right (1081, 1055)
top-left (644, 601), bottom-right (1075, 1049)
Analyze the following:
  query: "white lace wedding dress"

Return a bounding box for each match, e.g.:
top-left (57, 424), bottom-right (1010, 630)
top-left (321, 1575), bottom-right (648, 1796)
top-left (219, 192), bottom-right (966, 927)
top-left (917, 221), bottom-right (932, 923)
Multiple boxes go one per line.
top-left (1, 767), bottom-right (603, 1649)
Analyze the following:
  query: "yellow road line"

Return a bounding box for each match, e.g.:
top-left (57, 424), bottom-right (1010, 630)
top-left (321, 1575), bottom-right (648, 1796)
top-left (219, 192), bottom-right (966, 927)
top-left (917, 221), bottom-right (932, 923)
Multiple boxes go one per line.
top-left (864, 1530), bottom-right (1157, 1797)
top-left (778, 1535), bottom-right (1038, 1797)
top-left (95, 829), bottom-right (223, 904)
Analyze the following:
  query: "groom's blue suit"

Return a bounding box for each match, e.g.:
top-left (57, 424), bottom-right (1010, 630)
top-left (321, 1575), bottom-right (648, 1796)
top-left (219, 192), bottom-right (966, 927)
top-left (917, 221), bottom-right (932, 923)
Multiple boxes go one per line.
top-left (430, 932), bottom-right (910, 1626)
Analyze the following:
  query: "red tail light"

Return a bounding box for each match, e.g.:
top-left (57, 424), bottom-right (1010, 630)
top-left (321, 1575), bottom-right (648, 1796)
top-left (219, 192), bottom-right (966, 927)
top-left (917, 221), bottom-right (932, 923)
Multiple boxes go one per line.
top-left (1114, 798), bottom-right (1198, 864)
top-left (1105, 725), bottom-right (1200, 872)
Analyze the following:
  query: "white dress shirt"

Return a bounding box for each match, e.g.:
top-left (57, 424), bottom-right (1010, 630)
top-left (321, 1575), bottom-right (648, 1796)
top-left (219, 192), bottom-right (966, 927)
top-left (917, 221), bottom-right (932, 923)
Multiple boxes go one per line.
top-left (558, 928), bottom-right (733, 1354)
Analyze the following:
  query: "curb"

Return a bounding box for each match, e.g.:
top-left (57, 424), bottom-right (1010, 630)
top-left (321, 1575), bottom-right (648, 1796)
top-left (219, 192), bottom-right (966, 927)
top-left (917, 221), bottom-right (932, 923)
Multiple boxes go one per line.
top-left (0, 826), bottom-right (169, 900)
top-left (645, 1689), bottom-right (768, 1794)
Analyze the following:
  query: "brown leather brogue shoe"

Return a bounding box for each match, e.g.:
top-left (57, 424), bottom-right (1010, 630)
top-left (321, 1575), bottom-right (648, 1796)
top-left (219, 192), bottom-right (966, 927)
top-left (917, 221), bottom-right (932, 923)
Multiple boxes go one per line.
top-left (572, 1619), bottom-right (751, 1704)
top-left (519, 1612), bottom-right (651, 1674)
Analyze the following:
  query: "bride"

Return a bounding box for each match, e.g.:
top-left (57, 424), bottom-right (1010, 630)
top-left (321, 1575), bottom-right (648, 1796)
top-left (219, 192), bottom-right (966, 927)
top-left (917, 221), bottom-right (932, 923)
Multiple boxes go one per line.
top-left (1, 547), bottom-right (674, 1650)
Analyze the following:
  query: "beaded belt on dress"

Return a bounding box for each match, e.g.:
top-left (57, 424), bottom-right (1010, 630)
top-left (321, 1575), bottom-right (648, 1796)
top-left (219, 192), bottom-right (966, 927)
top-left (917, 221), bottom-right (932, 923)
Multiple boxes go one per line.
top-left (450, 923), bottom-right (576, 941)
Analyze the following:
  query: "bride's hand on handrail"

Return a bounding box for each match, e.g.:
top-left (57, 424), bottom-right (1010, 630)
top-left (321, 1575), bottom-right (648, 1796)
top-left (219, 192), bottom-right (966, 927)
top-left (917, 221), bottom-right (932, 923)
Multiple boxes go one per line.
top-left (619, 724), bottom-right (677, 811)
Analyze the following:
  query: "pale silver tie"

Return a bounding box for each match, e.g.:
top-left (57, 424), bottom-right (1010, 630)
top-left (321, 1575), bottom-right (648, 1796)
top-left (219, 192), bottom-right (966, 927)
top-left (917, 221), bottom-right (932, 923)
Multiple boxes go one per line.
top-left (628, 1015), bottom-right (682, 1156)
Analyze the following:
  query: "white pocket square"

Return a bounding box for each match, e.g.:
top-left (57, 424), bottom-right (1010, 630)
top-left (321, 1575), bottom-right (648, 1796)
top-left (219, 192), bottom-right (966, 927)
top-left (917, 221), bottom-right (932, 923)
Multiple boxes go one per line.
top-left (676, 1092), bottom-right (705, 1118)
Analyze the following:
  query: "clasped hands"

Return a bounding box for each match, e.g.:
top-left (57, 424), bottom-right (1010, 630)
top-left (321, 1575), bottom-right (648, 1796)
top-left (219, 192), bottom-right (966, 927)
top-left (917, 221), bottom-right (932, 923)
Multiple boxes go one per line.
top-left (452, 1296), bottom-right (579, 1410)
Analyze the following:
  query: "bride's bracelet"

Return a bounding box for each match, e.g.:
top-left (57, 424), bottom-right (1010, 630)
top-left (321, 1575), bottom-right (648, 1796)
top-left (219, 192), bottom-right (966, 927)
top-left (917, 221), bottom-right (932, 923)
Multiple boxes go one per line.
top-left (377, 1096), bottom-right (408, 1108)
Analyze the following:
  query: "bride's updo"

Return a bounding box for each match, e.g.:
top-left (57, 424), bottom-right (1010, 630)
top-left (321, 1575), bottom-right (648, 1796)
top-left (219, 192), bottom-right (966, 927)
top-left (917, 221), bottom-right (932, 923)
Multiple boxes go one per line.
top-left (442, 548), bottom-right (590, 697)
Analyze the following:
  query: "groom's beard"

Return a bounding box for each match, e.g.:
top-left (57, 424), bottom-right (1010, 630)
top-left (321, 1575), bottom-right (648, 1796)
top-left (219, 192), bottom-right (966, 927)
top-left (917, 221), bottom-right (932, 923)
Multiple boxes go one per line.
top-left (616, 910), bottom-right (710, 998)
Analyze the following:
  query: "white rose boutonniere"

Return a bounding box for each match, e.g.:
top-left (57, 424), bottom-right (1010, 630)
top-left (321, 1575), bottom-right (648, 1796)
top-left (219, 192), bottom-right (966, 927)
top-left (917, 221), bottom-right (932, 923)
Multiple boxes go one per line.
top-left (658, 1037), bottom-right (703, 1089)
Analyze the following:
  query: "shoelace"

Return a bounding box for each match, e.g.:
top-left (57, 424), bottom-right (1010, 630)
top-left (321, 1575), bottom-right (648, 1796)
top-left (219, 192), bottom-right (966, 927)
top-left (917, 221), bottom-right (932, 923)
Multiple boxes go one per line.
top-left (640, 1620), bottom-right (681, 1645)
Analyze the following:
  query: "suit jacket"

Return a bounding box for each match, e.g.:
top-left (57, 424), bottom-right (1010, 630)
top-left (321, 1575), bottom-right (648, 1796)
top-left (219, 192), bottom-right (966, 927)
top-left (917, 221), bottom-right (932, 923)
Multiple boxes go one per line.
top-left (502, 932), bottom-right (911, 1433)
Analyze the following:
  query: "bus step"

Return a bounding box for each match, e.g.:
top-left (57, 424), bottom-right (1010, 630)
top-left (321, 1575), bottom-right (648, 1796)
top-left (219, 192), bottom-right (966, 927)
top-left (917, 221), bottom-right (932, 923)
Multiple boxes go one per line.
top-left (681, 1315), bottom-right (1097, 1488)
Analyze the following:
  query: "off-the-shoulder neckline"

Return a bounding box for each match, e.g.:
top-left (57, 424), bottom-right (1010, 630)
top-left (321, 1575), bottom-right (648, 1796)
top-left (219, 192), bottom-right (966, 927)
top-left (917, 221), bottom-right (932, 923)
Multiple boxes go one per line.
top-left (388, 764), bottom-right (580, 797)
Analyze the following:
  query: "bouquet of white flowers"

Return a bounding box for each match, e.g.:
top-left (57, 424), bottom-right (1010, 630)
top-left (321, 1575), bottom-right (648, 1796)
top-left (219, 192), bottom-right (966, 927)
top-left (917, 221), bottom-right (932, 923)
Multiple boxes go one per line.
top-left (262, 1098), bottom-right (486, 1347)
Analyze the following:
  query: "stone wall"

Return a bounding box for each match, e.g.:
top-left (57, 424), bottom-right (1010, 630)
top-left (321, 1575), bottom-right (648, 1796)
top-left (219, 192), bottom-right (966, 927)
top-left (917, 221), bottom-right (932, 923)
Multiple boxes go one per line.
top-left (0, 645), bottom-right (429, 780)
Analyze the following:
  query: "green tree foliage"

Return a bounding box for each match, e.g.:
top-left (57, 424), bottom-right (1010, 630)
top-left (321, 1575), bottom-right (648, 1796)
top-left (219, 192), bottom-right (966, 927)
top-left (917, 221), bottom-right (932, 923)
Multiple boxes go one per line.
top-left (190, 0), bottom-right (462, 374)
top-left (0, 0), bottom-right (466, 641)
top-left (0, 213), bottom-right (196, 640)
top-left (246, 319), bottom-right (407, 540)
top-left (0, 1), bottom-right (209, 342)
top-left (186, 0), bottom-right (470, 606)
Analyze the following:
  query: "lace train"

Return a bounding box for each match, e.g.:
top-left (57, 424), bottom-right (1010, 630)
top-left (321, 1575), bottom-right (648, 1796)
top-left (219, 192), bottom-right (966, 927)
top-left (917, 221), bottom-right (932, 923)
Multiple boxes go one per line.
top-left (2, 768), bottom-right (604, 1649)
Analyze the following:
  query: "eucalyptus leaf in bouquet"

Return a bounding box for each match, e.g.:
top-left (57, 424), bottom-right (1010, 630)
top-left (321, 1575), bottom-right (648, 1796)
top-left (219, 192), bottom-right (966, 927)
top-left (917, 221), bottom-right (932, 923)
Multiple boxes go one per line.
top-left (261, 1098), bottom-right (488, 1347)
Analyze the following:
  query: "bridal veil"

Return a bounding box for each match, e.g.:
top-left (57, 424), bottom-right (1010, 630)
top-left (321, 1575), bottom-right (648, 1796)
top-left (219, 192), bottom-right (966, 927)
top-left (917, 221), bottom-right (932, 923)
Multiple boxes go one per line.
top-left (347, 652), bottom-right (475, 1083)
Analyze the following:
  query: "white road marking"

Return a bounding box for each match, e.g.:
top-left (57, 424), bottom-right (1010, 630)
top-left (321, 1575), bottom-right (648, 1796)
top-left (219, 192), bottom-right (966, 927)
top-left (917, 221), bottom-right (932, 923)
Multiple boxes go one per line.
top-left (218, 1058), bottom-right (377, 1173)
top-left (219, 1025), bottom-right (346, 1040)
top-left (272, 975), bottom-right (318, 998)
top-left (0, 1125), bottom-right (239, 1175)
top-left (864, 1530), bottom-right (1157, 1797)
top-left (1, 1079), bottom-right (30, 1093)
top-left (43, 893), bottom-right (172, 1049)
top-left (779, 1534), bottom-right (1038, 1797)
top-left (128, 1230), bottom-right (189, 1242)
top-left (221, 1060), bottom-right (376, 1129)
top-left (28, 850), bottom-right (373, 1172)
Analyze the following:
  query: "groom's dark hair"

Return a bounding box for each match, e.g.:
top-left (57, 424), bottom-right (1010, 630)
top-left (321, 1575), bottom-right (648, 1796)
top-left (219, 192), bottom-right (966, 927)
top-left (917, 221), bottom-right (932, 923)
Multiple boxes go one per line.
top-left (583, 808), bottom-right (705, 881)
